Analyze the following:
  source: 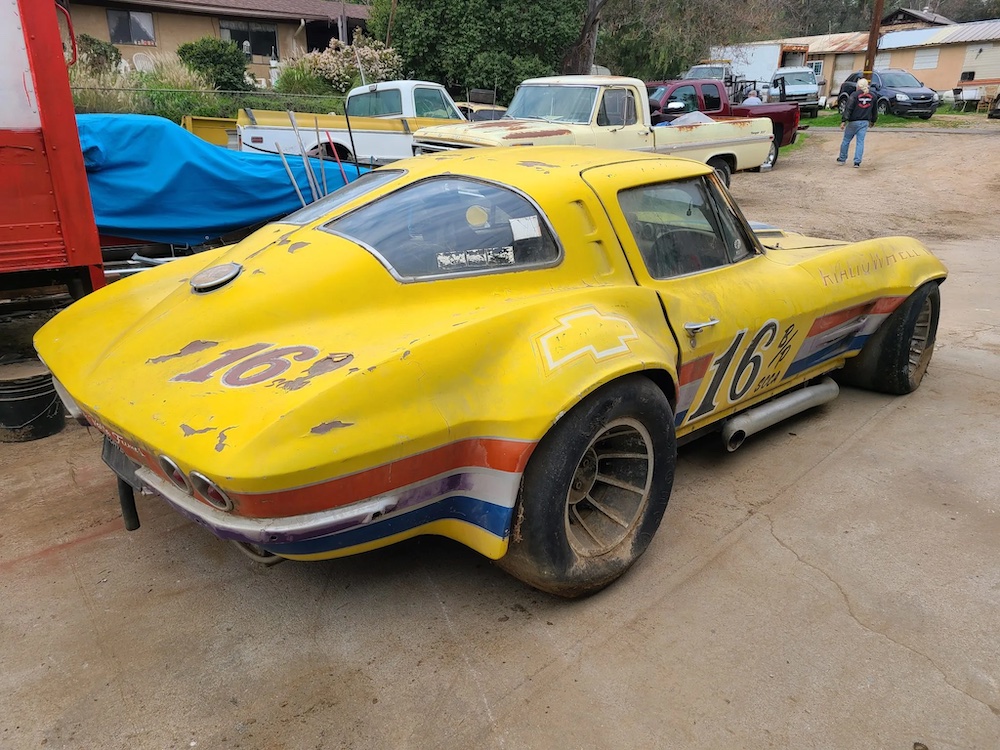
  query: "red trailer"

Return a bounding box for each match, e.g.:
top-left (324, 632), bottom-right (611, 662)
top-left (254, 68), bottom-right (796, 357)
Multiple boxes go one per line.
top-left (0, 0), bottom-right (103, 299)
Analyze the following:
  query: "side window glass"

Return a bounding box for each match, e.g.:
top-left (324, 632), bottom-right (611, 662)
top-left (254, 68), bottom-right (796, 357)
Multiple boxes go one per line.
top-left (324, 177), bottom-right (560, 281)
top-left (597, 89), bottom-right (637, 126)
top-left (619, 177), bottom-right (731, 279)
top-left (703, 84), bottom-right (722, 111)
top-left (414, 87), bottom-right (460, 118)
top-left (667, 85), bottom-right (698, 113)
top-left (704, 178), bottom-right (754, 262)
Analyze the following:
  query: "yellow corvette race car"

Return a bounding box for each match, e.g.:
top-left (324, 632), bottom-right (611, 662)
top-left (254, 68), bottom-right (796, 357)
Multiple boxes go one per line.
top-left (35, 146), bottom-right (946, 597)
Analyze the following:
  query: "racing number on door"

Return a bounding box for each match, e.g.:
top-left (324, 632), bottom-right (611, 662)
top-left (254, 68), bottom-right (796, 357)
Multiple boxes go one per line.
top-left (687, 320), bottom-right (779, 422)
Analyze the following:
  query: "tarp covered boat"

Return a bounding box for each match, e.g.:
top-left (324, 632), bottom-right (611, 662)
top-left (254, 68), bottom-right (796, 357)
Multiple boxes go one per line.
top-left (77, 114), bottom-right (366, 246)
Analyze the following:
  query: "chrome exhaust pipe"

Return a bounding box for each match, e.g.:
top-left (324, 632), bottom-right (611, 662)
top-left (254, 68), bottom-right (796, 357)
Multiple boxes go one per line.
top-left (721, 377), bottom-right (840, 452)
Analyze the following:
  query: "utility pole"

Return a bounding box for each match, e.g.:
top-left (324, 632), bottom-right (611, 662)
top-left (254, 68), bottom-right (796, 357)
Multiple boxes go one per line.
top-left (862, 0), bottom-right (886, 77)
top-left (386, 0), bottom-right (398, 46)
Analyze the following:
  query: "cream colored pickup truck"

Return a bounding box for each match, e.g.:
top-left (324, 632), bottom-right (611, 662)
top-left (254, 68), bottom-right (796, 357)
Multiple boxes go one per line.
top-left (413, 75), bottom-right (773, 185)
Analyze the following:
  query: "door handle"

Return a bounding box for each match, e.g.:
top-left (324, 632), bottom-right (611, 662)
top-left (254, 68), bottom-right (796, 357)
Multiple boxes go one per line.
top-left (684, 318), bottom-right (719, 336)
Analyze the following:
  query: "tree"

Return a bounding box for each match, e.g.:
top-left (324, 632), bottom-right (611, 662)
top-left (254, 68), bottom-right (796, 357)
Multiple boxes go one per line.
top-left (367, 0), bottom-right (586, 102)
top-left (176, 37), bottom-right (252, 91)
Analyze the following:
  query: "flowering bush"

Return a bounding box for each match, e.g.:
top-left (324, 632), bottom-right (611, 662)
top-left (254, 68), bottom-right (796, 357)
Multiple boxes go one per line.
top-left (312, 30), bottom-right (403, 93)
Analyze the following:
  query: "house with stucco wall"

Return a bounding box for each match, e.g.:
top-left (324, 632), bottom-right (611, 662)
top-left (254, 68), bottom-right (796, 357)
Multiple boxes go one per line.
top-left (64, 0), bottom-right (368, 85)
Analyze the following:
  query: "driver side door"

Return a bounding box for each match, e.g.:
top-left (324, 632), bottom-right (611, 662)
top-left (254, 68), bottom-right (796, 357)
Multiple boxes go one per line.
top-left (583, 165), bottom-right (819, 435)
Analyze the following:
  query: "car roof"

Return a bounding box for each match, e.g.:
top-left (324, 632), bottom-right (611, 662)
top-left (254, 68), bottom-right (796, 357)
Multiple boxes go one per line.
top-left (400, 146), bottom-right (711, 192)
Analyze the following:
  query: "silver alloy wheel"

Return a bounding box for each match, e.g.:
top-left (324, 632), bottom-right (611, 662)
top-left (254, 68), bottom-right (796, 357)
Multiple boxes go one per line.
top-left (564, 418), bottom-right (654, 557)
top-left (908, 294), bottom-right (934, 381)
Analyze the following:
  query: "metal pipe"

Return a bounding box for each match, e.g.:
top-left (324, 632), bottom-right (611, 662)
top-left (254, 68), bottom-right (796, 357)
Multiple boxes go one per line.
top-left (314, 117), bottom-right (328, 197)
top-left (721, 377), bottom-right (840, 452)
top-left (117, 477), bottom-right (140, 531)
top-left (287, 111), bottom-right (320, 202)
top-left (275, 143), bottom-right (307, 208)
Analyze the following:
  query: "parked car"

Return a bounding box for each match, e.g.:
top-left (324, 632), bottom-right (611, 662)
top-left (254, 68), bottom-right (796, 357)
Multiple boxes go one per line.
top-left (989, 90), bottom-right (1000, 119)
top-left (838, 69), bottom-right (940, 119)
top-left (35, 146), bottom-right (946, 597)
top-left (455, 101), bottom-right (507, 121)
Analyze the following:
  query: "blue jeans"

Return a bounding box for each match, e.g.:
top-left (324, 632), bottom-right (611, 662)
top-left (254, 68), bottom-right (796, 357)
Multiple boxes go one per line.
top-left (839, 121), bottom-right (869, 164)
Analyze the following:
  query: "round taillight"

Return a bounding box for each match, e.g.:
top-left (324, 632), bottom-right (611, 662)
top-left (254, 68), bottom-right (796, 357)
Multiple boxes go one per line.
top-left (190, 472), bottom-right (234, 512)
top-left (157, 455), bottom-right (191, 492)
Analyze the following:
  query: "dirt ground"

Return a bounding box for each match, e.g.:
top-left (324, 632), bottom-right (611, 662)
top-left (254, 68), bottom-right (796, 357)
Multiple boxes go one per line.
top-left (2, 128), bottom-right (1000, 749)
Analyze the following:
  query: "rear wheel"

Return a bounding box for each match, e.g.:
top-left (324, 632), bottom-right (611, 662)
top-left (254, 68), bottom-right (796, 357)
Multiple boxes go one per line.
top-left (839, 96), bottom-right (849, 116)
top-left (837, 283), bottom-right (941, 395)
top-left (498, 376), bottom-right (676, 598)
top-left (749, 136), bottom-right (779, 172)
top-left (708, 157), bottom-right (732, 187)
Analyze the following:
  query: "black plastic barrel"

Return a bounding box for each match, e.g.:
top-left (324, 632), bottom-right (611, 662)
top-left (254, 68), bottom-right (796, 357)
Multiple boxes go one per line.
top-left (0, 359), bottom-right (65, 442)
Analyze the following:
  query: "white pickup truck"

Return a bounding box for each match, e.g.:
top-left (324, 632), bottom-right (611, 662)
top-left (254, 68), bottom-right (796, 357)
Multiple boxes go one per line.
top-left (413, 75), bottom-right (773, 184)
top-left (237, 80), bottom-right (465, 167)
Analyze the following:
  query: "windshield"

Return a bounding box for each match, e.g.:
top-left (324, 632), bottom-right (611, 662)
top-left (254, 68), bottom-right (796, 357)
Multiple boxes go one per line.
top-left (685, 66), bottom-right (726, 80)
top-left (505, 85), bottom-right (598, 123)
top-left (775, 70), bottom-right (816, 86)
top-left (879, 70), bottom-right (922, 88)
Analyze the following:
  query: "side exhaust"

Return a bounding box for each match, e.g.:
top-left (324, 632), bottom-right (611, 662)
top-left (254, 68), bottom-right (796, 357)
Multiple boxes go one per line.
top-left (721, 377), bottom-right (840, 452)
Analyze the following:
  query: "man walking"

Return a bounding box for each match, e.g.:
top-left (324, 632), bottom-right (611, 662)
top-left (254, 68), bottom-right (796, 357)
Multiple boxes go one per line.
top-left (838, 77), bottom-right (877, 167)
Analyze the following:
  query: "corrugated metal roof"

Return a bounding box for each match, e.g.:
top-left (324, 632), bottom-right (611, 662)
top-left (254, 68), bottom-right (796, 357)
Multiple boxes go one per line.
top-left (756, 18), bottom-right (1000, 54)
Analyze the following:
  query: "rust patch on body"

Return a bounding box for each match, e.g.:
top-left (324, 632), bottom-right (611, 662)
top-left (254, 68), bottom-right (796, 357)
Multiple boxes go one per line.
top-left (180, 424), bottom-right (217, 437)
top-left (401, 350), bottom-right (410, 360)
top-left (310, 420), bottom-right (354, 435)
top-left (287, 241), bottom-right (310, 254)
top-left (517, 160), bottom-right (559, 169)
top-left (469, 121), bottom-right (529, 131)
top-left (503, 129), bottom-right (571, 140)
top-left (147, 340), bottom-right (218, 364)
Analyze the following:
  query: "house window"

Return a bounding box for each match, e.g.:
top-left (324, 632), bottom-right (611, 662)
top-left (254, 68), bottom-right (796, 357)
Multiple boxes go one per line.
top-left (806, 59), bottom-right (823, 77)
top-left (873, 52), bottom-right (891, 69)
top-left (220, 19), bottom-right (278, 59)
top-left (913, 48), bottom-right (939, 69)
top-left (107, 9), bottom-right (155, 46)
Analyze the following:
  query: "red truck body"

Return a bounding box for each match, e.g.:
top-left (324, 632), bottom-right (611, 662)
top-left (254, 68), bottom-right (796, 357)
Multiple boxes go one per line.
top-left (0, 0), bottom-right (103, 297)
top-left (647, 79), bottom-right (800, 151)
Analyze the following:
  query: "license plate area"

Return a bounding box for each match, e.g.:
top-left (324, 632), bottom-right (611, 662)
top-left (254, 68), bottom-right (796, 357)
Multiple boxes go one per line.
top-left (101, 437), bottom-right (143, 490)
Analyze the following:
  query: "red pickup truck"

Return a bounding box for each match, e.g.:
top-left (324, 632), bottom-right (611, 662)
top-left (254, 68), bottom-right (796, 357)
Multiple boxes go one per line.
top-left (646, 79), bottom-right (800, 170)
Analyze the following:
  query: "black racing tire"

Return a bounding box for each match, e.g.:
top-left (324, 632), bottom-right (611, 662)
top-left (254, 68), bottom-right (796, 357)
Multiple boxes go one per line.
top-left (876, 99), bottom-right (890, 116)
top-left (837, 282), bottom-right (941, 395)
top-left (498, 375), bottom-right (676, 598)
top-left (708, 156), bottom-right (732, 187)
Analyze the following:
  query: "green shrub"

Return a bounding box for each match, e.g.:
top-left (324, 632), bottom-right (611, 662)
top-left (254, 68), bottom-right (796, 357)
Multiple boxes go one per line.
top-left (177, 37), bottom-right (252, 91)
top-left (274, 55), bottom-right (337, 96)
top-left (77, 33), bottom-right (122, 75)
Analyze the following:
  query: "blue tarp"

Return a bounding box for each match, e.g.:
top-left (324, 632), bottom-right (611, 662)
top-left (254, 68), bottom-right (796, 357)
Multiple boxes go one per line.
top-left (77, 114), bottom-right (366, 246)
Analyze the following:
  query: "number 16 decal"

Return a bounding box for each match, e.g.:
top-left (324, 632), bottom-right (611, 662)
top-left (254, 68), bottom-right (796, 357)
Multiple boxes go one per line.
top-left (687, 320), bottom-right (779, 422)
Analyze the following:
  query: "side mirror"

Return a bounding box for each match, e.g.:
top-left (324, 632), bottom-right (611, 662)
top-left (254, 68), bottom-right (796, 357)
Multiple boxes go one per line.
top-left (665, 101), bottom-right (686, 112)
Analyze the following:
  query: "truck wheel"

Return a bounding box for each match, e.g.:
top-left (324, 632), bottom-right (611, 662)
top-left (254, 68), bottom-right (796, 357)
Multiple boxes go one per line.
top-left (838, 96), bottom-right (849, 116)
top-left (877, 99), bottom-right (890, 116)
top-left (708, 157), bottom-right (732, 187)
top-left (497, 375), bottom-right (676, 598)
top-left (836, 283), bottom-right (940, 395)
top-left (807, 108), bottom-right (818, 119)
top-left (748, 140), bottom-right (778, 172)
